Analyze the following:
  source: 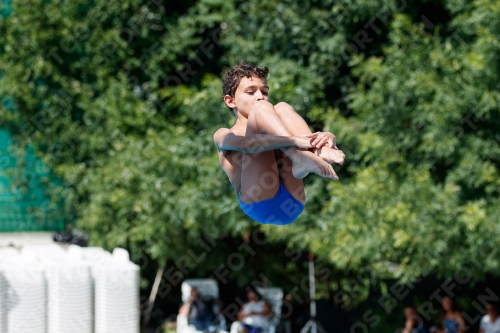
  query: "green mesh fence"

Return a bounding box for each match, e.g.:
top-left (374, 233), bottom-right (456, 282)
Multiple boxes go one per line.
top-left (0, 129), bottom-right (65, 232)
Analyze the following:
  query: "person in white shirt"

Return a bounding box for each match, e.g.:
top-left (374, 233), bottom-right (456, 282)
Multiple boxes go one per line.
top-left (230, 288), bottom-right (272, 333)
top-left (480, 302), bottom-right (500, 333)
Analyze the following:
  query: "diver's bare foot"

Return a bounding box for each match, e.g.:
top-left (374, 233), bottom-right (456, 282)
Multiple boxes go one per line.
top-left (292, 152), bottom-right (339, 180)
top-left (314, 147), bottom-right (345, 165)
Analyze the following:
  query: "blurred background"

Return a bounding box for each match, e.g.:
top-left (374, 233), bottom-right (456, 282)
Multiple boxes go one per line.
top-left (1, 0), bottom-right (500, 332)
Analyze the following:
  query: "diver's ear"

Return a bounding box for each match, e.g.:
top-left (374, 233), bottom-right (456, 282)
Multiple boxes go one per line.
top-left (224, 95), bottom-right (236, 109)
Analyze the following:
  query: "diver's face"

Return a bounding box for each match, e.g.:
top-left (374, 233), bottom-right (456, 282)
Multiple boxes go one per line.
top-left (232, 76), bottom-right (269, 118)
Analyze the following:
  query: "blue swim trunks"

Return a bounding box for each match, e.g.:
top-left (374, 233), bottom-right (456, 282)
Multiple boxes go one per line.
top-left (237, 179), bottom-right (305, 225)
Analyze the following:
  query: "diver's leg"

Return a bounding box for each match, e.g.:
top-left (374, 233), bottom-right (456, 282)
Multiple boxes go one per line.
top-left (274, 102), bottom-right (345, 164)
top-left (242, 101), bottom-right (336, 204)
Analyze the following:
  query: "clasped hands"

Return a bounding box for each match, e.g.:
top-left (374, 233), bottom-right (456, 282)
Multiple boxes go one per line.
top-left (294, 131), bottom-right (338, 149)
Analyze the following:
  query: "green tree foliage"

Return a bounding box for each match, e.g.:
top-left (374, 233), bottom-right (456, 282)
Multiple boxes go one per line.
top-left (267, 1), bottom-right (500, 283)
top-left (1, 0), bottom-right (499, 306)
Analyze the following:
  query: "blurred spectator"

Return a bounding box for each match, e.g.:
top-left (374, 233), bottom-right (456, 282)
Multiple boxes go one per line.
top-left (230, 287), bottom-right (272, 333)
top-left (178, 287), bottom-right (215, 331)
top-left (479, 302), bottom-right (500, 333)
top-left (434, 296), bottom-right (466, 333)
top-left (403, 305), bottom-right (427, 333)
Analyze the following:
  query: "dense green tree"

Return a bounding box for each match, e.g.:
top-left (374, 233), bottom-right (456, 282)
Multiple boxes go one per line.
top-left (1, 0), bottom-right (500, 322)
top-left (266, 1), bottom-right (500, 284)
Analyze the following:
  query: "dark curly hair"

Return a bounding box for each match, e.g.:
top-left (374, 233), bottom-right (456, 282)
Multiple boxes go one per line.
top-left (221, 61), bottom-right (269, 117)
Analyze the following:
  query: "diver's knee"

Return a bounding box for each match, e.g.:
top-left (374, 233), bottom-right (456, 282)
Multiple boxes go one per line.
top-left (250, 100), bottom-right (274, 115)
top-left (274, 102), bottom-right (296, 118)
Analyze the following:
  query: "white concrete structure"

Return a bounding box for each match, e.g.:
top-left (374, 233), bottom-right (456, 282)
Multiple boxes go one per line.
top-left (0, 232), bottom-right (54, 248)
top-left (0, 249), bottom-right (46, 333)
top-left (0, 245), bottom-right (139, 333)
top-left (83, 247), bottom-right (140, 333)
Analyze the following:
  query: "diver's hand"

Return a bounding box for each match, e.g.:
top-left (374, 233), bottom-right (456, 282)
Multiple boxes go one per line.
top-left (301, 132), bottom-right (337, 149)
